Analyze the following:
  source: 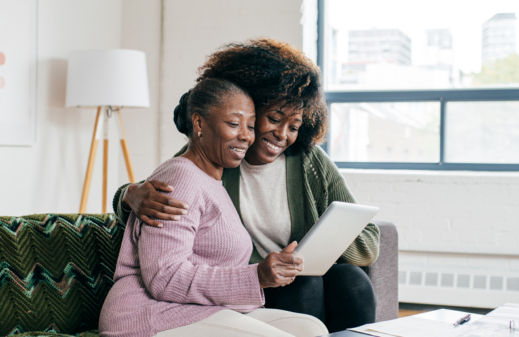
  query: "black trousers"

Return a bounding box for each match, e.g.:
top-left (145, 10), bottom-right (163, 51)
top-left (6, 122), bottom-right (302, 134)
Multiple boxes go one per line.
top-left (264, 264), bottom-right (376, 333)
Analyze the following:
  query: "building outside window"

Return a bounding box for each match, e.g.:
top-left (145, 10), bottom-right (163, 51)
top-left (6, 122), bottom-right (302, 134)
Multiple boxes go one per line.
top-left (319, 0), bottom-right (519, 170)
top-left (482, 13), bottom-right (517, 64)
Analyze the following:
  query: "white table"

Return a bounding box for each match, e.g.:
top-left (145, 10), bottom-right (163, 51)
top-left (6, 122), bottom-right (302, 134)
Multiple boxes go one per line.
top-left (323, 309), bottom-right (484, 336)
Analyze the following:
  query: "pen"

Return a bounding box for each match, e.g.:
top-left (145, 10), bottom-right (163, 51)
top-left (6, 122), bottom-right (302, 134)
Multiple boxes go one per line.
top-left (453, 314), bottom-right (471, 326)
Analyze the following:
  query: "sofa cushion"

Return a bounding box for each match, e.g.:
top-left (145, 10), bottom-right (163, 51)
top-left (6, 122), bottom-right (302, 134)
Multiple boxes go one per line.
top-left (0, 214), bottom-right (124, 336)
top-left (13, 330), bottom-right (98, 337)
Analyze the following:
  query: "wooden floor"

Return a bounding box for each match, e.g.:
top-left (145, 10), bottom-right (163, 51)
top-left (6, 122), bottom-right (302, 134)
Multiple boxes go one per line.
top-left (398, 303), bottom-right (492, 318)
top-left (398, 309), bottom-right (427, 318)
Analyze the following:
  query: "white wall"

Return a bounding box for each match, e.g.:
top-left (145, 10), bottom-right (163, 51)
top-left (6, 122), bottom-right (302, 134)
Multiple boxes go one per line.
top-left (342, 169), bottom-right (519, 307)
top-left (0, 0), bottom-right (122, 215)
top-left (301, 0), bottom-right (318, 63)
top-left (0, 0), bottom-right (307, 214)
top-left (345, 169), bottom-right (519, 255)
top-left (158, 0), bottom-right (304, 162)
top-left (119, 0), bottom-right (162, 183)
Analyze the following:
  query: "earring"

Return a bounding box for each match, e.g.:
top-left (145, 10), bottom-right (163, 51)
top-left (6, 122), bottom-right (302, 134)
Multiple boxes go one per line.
top-left (198, 131), bottom-right (202, 137)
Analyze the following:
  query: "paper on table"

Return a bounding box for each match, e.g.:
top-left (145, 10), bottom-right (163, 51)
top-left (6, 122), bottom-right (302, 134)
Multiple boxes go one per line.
top-left (349, 316), bottom-right (458, 337)
top-left (414, 309), bottom-right (483, 324)
top-left (447, 302), bottom-right (519, 337)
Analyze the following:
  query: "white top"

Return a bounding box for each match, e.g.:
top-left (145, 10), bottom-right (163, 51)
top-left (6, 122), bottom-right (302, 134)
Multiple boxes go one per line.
top-left (239, 154), bottom-right (291, 258)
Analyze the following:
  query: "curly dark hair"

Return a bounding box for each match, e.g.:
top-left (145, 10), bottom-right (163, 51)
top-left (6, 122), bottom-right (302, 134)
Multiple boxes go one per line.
top-left (197, 38), bottom-right (328, 154)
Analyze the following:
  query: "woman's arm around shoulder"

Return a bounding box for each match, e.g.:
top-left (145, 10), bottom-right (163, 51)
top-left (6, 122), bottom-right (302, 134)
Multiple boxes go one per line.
top-left (137, 159), bottom-right (264, 307)
top-left (113, 144), bottom-right (191, 227)
top-left (113, 182), bottom-right (139, 225)
top-left (310, 146), bottom-right (380, 266)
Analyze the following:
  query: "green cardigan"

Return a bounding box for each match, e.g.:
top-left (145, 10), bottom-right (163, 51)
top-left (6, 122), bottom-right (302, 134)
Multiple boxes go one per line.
top-left (113, 146), bottom-right (380, 266)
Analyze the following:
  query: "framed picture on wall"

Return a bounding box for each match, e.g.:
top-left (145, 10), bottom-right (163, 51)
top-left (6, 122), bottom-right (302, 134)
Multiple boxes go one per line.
top-left (0, 0), bottom-right (37, 146)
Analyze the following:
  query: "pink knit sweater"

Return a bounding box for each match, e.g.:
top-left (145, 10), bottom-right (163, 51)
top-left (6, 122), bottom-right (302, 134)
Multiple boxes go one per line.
top-left (99, 157), bottom-right (265, 337)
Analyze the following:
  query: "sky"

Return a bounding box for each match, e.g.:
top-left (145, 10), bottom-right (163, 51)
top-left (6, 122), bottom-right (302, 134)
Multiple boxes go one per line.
top-left (328, 0), bottom-right (519, 74)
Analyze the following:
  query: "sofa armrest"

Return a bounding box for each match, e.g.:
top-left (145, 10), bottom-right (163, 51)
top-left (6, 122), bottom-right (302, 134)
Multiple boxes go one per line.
top-left (362, 220), bottom-right (398, 322)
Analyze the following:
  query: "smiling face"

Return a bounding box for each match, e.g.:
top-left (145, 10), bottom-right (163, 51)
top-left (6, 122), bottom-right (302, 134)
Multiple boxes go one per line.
top-left (245, 101), bottom-right (303, 165)
top-left (195, 92), bottom-right (256, 169)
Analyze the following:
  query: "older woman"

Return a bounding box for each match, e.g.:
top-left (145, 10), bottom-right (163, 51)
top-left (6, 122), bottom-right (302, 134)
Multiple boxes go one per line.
top-left (100, 78), bottom-right (328, 337)
top-left (113, 39), bottom-right (379, 333)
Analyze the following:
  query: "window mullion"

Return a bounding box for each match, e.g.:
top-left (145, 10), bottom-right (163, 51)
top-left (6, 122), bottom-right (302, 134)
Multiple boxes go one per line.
top-left (439, 98), bottom-right (446, 165)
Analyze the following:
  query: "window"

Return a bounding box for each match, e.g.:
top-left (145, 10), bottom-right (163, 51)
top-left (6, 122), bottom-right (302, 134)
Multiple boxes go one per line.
top-left (318, 0), bottom-right (519, 170)
top-left (445, 101), bottom-right (519, 163)
top-left (330, 102), bottom-right (440, 162)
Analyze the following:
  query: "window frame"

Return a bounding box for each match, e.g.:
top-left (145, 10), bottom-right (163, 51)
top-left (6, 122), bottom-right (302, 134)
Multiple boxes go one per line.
top-left (317, 0), bottom-right (519, 171)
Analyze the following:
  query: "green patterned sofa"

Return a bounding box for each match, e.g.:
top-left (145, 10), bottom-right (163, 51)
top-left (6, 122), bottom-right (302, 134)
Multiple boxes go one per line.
top-left (0, 214), bottom-right (399, 336)
top-left (0, 214), bottom-right (124, 337)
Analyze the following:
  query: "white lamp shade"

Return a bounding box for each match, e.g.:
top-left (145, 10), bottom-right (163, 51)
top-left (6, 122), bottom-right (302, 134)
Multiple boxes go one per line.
top-left (66, 49), bottom-right (150, 108)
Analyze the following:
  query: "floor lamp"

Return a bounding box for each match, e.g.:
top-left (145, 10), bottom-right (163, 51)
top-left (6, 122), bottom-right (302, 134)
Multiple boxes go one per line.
top-left (66, 49), bottom-right (150, 213)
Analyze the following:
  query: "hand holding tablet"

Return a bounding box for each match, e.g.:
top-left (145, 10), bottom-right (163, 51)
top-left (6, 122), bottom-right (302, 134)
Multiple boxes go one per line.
top-left (257, 241), bottom-right (304, 288)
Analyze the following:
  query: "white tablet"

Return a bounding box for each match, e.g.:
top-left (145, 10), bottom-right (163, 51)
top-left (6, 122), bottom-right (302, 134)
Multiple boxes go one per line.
top-left (294, 201), bottom-right (379, 276)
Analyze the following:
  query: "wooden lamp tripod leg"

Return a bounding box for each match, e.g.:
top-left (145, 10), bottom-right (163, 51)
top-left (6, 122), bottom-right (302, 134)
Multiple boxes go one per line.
top-left (79, 107), bottom-right (104, 213)
top-left (116, 108), bottom-right (136, 183)
top-left (102, 111), bottom-right (109, 213)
